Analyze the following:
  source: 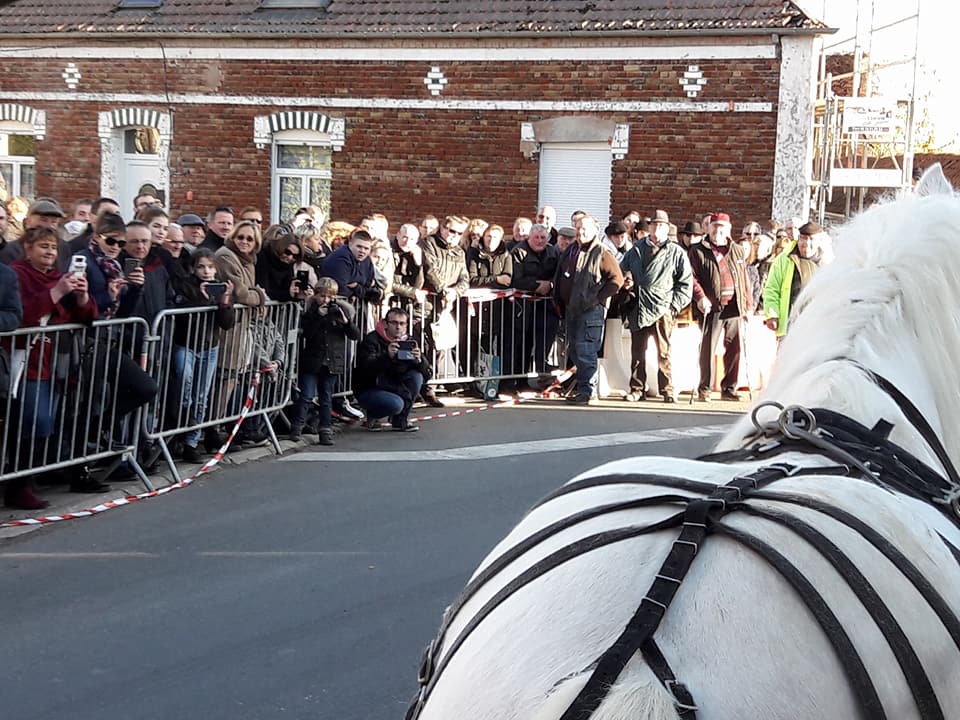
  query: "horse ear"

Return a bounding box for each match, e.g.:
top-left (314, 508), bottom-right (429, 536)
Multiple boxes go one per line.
top-left (916, 163), bottom-right (953, 197)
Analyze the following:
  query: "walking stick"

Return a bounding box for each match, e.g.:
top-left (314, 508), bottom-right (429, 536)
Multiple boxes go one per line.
top-left (691, 316), bottom-right (706, 406)
top-left (740, 316), bottom-right (754, 402)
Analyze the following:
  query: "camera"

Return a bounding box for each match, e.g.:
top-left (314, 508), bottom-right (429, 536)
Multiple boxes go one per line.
top-left (296, 270), bottom-right (310, 289)
top-left (397, 340), bottom-right (416, 361)
top-left (205, 282), bottom-right (227, 300)
top-left (123, 258), bottom-right (140, 276)
top-left (67, 254), bottom-right (87, 276)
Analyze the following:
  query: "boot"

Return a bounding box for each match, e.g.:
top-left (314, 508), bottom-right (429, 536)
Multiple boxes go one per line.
top-left (4, 482), bottom-right (50, 510)
top-left (288, 424), bottom-right (303, 442)
top-left (421, 386), bottom-right (444, 408)
top-left (204, 427), bottom-right (225, 453)
top-left (318, 427), bottom-right (335, 446)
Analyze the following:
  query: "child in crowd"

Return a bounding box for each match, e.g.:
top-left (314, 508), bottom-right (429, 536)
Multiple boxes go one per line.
top-left (290, 277), bottom-right (360, 446)
top-left (171, 248), bottom-right (235, 463)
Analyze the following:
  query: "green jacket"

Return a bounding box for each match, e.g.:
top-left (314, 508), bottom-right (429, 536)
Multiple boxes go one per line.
top-left (762, 241), bottom-right (798, 337)
top-left (619, 240), bottom-right (693, 330)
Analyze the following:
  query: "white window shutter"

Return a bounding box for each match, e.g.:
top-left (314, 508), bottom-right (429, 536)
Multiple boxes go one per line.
top-left (538, 143), bottom-right (612, 227)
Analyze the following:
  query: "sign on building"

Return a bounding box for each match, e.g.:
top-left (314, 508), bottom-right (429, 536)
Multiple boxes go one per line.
top-left (840, 99), bottom-right (898, 138)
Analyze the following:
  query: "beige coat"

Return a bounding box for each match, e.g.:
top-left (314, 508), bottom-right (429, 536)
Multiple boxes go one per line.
top-left (215, 245), bottom-right (266, 371)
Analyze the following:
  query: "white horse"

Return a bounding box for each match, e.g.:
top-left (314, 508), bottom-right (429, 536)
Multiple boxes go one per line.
top-left (406, 165), bottom-right (960, 720)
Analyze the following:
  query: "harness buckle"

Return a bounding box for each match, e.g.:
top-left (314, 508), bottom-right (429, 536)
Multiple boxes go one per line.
top-left (765, 462), bottom-right (801, 477)
top-left (673, 539), bottom-right (699, 554)
top-left (665, 680), bottom-right (699, 712)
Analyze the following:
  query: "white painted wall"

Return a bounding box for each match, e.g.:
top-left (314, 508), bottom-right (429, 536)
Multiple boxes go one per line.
top-left (772, 35), bottom-right (818, 224)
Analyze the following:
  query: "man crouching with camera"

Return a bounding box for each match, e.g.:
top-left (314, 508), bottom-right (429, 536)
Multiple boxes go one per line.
top-left (353, 306), bottom-right (430, 433)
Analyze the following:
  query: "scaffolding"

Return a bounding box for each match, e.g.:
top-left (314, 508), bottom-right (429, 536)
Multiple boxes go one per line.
top-left (811, 0), bottom-right (922, 223)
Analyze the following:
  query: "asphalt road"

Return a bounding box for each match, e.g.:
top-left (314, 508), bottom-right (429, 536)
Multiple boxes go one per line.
top-left (0, 400), bottom-right (741, 720)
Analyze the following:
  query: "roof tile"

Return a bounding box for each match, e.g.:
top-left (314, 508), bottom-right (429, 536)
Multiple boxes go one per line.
top-left (0, 0), bottom-right (827, 36)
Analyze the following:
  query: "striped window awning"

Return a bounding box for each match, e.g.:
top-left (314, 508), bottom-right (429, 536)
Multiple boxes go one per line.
top-left (254, 111), bottom-right (345, 150)
top-left (0, 103), bottom-right (46, 140)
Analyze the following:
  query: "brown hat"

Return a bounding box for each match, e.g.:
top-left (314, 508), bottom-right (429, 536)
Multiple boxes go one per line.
top-left (650, 209), bottom-right (670, 225)
top-left (557, 226), bottom-right (577, 238)
top-left (798, 221), bottom-right (823, 236)
top-left (681, 221), bottom-right (703, 235)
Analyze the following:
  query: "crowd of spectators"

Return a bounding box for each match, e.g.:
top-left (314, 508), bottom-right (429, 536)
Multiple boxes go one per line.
top-left (0, 189), bottom-right (831, 510)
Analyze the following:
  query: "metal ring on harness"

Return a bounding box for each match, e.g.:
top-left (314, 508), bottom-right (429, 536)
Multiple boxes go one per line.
top-left (779, 405), bottom-right (818, 440)
top-left (750, 400), bottom-right (784, 435)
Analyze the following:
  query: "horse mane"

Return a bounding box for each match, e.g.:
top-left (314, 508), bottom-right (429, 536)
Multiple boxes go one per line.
top-left (720, 165), bottom-right (960, 468)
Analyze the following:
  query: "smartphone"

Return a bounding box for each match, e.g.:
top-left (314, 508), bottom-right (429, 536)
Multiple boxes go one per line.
top-left (295, 270), bottom-right (310, 289)
top-left (123, 258), bottom-right (140, 276)
top-left (397, 339), bottom-right (416, 361)
top-left (68, 254), bottom-right (87, 276)
top-left (205, 282), bottom-right (227, 300)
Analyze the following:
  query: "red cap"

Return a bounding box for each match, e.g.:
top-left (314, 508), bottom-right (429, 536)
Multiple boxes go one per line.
top-left (710, 212), bottom-right (731, 225)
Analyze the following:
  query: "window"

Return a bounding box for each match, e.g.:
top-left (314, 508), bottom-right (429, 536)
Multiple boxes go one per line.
top-left (0, 130), bottom-right (36, 201)
top-left (124, 127), bottom-right (160, 154)
top-left (537, 143), bottom-right (612, 226)
top-left (272, 131), bottom-right (332, 224)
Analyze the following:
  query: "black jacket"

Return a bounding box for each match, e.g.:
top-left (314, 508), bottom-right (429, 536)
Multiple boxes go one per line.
top-left (352, 328), bottom-right (430, 396)
top-left (199, 228), bottom-right (226, 253)
top-left (510, 241), bottom-right (559, 291)
top-left (299, 297), bottom-right (361, 375)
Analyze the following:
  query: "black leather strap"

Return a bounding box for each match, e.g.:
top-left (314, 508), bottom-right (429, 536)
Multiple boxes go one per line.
top-left (737, 502), bottom-right (943, 720)
top-left (714, 520), bottom-right (886, 720)
top-left (641, 638), bottom-right (697, 718)
top-left (559, 465), bottom-right (796, 720)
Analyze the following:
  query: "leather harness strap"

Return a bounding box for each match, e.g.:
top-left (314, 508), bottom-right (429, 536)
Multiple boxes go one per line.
top-left (407, 369), bottom-right (960, 720)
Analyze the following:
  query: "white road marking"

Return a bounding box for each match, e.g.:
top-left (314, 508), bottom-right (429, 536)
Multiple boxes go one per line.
top-left (282, 423), bottom-right (731, 463)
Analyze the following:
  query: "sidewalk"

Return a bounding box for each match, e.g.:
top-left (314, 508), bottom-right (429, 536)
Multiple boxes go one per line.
top-left (0, 392), bottom-right (750, 541)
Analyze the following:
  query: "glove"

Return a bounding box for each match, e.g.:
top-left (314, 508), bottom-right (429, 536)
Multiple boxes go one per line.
top-left (697, 297), bottom-right (712, 314)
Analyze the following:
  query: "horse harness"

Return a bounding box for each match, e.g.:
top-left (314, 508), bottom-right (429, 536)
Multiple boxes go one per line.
top-left (407, 366), bottom-right (960, 720)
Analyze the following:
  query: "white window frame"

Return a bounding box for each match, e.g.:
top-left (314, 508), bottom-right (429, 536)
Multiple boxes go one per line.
top-left (0, 121), bottom-right (37, 200)
top-left (270, 129), bottom-right (333, 225)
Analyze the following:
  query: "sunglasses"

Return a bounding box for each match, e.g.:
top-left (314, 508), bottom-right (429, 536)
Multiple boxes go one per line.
top-left (101, 235), bottom-right (127, 247)
top-left (243, 218), bottom-right (263, 224)
top-left (235, 234), bottom-right (256, 242)
top-left (282, 249), bottom-right (300, 258)
top-left (445, 228), bottom-right (464, 236)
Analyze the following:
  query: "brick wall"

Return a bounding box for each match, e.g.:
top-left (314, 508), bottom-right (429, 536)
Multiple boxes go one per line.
top-left (13, 53), bottom-right (782, 229)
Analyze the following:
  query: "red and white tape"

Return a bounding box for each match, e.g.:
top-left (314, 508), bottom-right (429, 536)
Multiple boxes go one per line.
top-left (0, 368), bottom-right (266, 529)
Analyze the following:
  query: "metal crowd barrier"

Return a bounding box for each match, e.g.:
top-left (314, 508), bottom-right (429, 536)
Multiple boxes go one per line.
top-left (1, 317), bottom-right (155, 490)
top-left (144, 301), bottom-right (302, 482)
top-left (356, 289), bottom-right (566, 398)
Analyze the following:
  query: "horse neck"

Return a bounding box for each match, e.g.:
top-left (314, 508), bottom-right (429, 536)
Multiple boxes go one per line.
top-left (721, 326), bottom-right (951, 476)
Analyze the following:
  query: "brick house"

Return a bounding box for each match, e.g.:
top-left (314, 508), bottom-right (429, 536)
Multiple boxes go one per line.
top-left (0, 0), bottom-right (830, 230)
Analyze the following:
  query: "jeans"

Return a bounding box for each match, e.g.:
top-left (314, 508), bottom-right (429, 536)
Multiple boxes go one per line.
top-left (356, 370), bottom-right (424, 426)
top-left (19, 379), bottom-right (57, 439)
top-left (292, 368), bottom-right (338, 429)
top-left (566, 305), bottom-right (606, 398)
top-left (173, 344), bottom-right (219, 448)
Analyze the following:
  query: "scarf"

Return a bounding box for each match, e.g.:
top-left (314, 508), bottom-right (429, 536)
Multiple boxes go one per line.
top-left (87, 236), bottom-right (123, 317)
top-left (87, 236), bottom-right (122, 282)
top-left (375, 318), bottom-right (407, 344)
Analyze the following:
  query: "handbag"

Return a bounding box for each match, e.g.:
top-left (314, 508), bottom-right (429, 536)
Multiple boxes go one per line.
top-left (430, 308), bottom-right (458, 351)
top-left (6, 344), bottom-right (29, 400)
